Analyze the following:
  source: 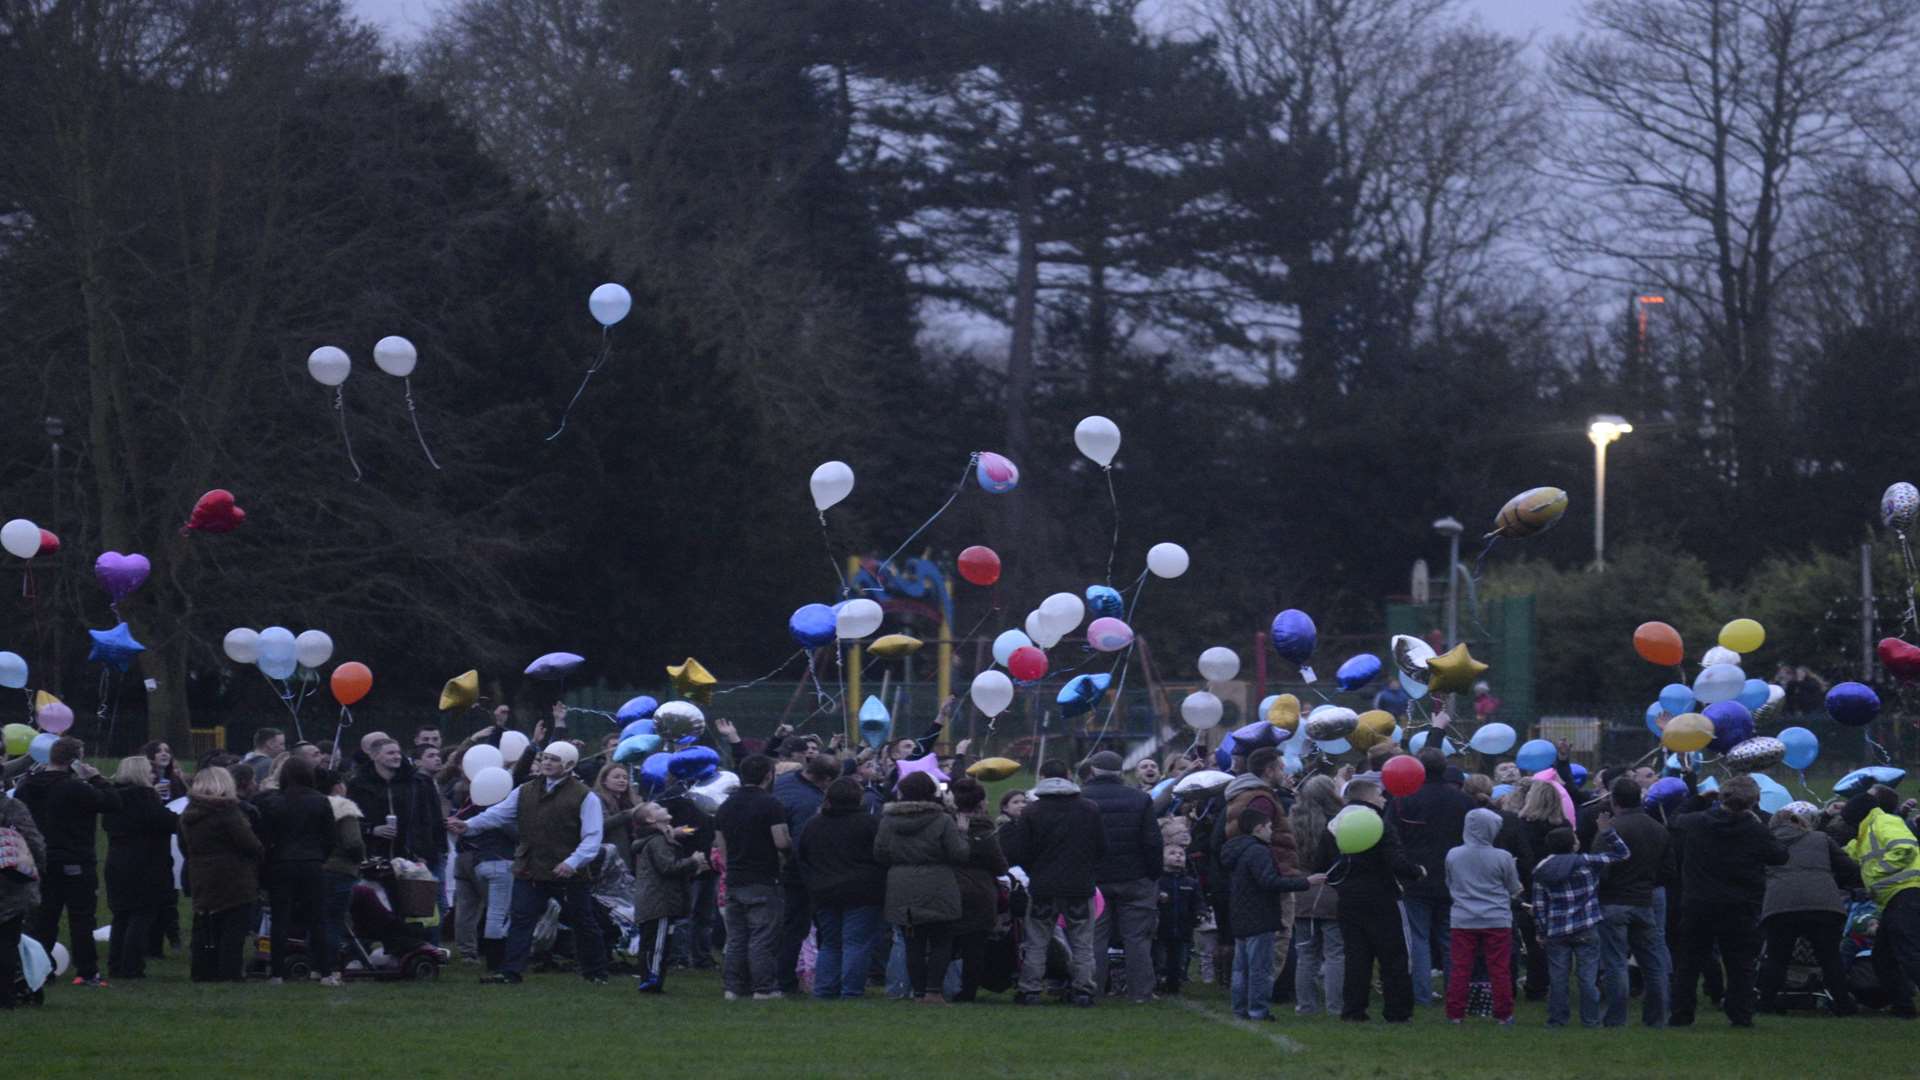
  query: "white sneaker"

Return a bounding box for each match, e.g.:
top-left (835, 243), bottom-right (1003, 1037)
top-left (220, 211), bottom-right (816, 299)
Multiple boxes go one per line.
top-left (269, 978), bottom-right (284, 986)
top-left (753, 991), bottom-right (784, 1000)
top-left (724, 991), bottom-right (740, 1001)
top-left (319, 974), bottom-right (343, 987)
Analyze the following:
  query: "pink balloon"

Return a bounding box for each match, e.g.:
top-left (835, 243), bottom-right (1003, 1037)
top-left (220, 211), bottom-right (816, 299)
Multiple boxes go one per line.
top-left (1086, 617), bottom-right (1134, 653)
top-left (1061, 887), bottom-right (1106, 929)
top-left (36, 702), bottom-right (74, 735)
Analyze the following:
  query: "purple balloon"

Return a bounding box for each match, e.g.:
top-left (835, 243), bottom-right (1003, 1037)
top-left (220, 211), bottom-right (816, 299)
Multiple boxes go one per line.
top-left (1703, 700), bottom-right (1754, 754)
top-left (523, 651), bottom-right (585, 680)
top-left (94, 552), bottom-right (150, 603)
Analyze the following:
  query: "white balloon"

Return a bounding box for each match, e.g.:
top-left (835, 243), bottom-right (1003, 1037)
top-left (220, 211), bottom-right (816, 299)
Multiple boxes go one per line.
top-left (307, 345), bottom-right (351, 387)
top-left (51, 942), bottom-right (69, 978)
top-left (970, 669), bottom-right (1014, 718)
top-left (1181, 691), bottom-right (1223, 730)
top-left (810, 460), bottom-right (855, 512)
top-left (222, 628), bottom-right (260, 664)
top-left (1025, 610), bottom-right (1063, 650)
top-left (462, 743), bottom-right (504, 780)
top-left (1147, 542), bottom-right (1189, 579)
top-left (372, 335), bottom-right (417, 378)
top-left (835, 598), bottom-right (883, 640)
top-left (992, 629), bottom-right (1033, 666)
top-left (1693, 663), bottom-right (1746, 705)
top-left (1701, 646), bottom-right (1741, 669)
top-left (1040, 592), bottom-right (1086, 636)
top-left (0, 519), bottom-right (40, 560)
top-left (258, 654), bottom-right (297, 681)
top-left (1198, 646), bottom-right (1240, 683)
top-left (498, 730), bottom-right (530, 765)
top-left (469, 766), bottom-right (513, 807)
top-left (1073, 415), bottom-right (1122, 467)
top-left (589, 283), bottom-right (632, 327)
top-left (294, 630), bottom-right (334, 669)
top-left (257, 626), bottom-right (297, 663)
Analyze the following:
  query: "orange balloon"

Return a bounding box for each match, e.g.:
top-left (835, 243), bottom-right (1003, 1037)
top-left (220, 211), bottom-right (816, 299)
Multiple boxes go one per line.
top-left (1633, 621), bottom-right (1684, 667)
top-left (330, 661), bottom-right (373, 706)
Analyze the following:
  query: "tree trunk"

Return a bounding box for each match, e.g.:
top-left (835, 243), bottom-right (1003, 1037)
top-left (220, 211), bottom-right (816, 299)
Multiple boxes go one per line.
top-left (1005, 105), bottom-right (1039, 587)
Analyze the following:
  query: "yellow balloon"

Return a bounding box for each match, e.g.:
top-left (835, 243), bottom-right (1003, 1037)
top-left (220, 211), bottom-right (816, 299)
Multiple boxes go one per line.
top-left (668, 657), bottom-right (717, 706)
top-left (868, 634), bottom-right (924, 659)
top-left (1266, 693), bottom-right (1301, 733)
top-left (1349, 710), bottom-right (1396, 751)
top-left (33, 690), bottom-right (62, 712)
top-left (438, 669), bottom-right (479, 712)
top-left (1424, 644), bottom-right (1489, 695)
top-left (1719, 618), bottom-right (1765, 654)
top-left (1486, 487), bottom-right (1569, 540)
top-left (966, 757), bottom-right (1021, 781)
top-left (1662, 713), bottom-right (1714, 753)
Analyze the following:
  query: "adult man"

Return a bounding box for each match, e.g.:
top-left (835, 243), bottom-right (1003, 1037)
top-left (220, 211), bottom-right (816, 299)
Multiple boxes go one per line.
top-left (1132, 756), bottom-right (1160, 789)
top-left (1386, 747), bottom-right (1474, 1008)
top-left (347, 736), bottom-right (445, 862)
top-left (1597, 776), bottom-right (1673, 1027)
top-left (17, 738), bottom-right (121, 986)
top-left (1668, 775), bottom-right (1787, 1027)
top-left (241, 727), bottom-right (284, 784)
top-left (773, 754), bottom-right (837, 994)
top-left (412, 724), bottom-right (442, 753)
top-left (1843, 790), bottom-right (1920, 1017)
top-left (714, 755), bottom-right (790, 1000)
top-left (448, 741), bottom-right (606, 984)
top-left (288, 741), bottom-right (324, 768)
top-left (1082, 750), bottom-right (1162, 1002)
top-left (1001, 760), bottom-right (1105, 1006)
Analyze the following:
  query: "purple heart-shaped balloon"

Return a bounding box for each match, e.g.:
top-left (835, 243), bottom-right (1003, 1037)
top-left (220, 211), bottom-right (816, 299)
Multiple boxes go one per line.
top-left (94, 551), bottom-right (151, 603)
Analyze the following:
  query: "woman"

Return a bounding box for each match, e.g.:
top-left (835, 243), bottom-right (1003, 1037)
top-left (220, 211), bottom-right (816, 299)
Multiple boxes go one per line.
top-left (800, 778), bottom-right (887, 999)
top-left (318, 767), bottom-right (365, 984)
top-left (631, 802), bottom-right (706, 992)
top-left (140, 740), bottom-right (187, 956)
top-left (947, 777), bottom-right (1008, 1002)
top-left (453, 781), bottom-right (518, 972)
top-left (102, 756), bottom-right (176, 979)
top-left (594, 763), bottom-right (640, 866)
top-left (1758, 807), bottom-right (1860, 1015)
top-left (257, 755), bottom-right (336, 984)
top-left (1291, 774), bottom-right (1345, 1015)
top-left (995, 790), bottom-right (1028, 829)
top-left (179, 766), bottom-right (262, 981)
top-left (874, 770), bottom-right (968, 1003)
top-left (1516, 779), bottom-right (1566, 1000)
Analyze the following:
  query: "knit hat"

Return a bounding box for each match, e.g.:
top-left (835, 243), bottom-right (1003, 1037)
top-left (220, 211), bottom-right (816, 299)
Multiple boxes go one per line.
top-left (543, 741), bottom-right (580, 768)
top-left (1842, 791), bottom-right (1878, 829)
top-left (1085, 750), bottom-right (1123, 773)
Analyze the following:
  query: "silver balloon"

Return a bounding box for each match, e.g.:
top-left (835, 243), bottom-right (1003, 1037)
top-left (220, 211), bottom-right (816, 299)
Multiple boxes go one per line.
top-left (1305, 705), bottom-right (1359, 742)
top-left (1884, 482), bottom-right (1920, 530)
top-left (1751, 683), bottom-right (1786, 724)
top-left (1391, 635), bottom-right (1434, 685)
top-left (1724, 736), bottom-right (1786, 773)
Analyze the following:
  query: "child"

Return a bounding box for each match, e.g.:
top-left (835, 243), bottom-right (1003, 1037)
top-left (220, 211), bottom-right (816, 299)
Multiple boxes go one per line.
top-left (631, 802), bottom-right (708, 993)
top-left (1316, 779), bottom-right (1426, 1022)
top-left (1222, 808), bottom-right (1321, 1020)
top-left (1530, 814), bottom-right (1629, 1027)
top-left (1444, 807), bottom-right (1522, 1023)
top-left (1155, 843), bottom-right (1201, 994)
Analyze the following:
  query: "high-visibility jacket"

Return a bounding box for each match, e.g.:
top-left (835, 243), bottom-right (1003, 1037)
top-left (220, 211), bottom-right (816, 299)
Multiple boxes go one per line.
top-left (1847, 808), bottom-right (1920, 907)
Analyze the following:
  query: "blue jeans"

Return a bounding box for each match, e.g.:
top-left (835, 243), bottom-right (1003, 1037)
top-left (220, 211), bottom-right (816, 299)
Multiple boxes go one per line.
top-left (1600, 893), bottom-right (1669, 1027)
top-left (323, 872), bottom-right (355, 967)
top-left (812, 905), bottom-right (882, 998)
top-left (1232, 932), bottom-right (1276, 1019)
top-left (473, 860), bottom-right (514, 939)
top-left (1294, 917), bottom-right (1345, 1014)
top-left (1546, 930), bottom-right (1601, 1026)
top-left (1401, 897), bottom-right (1448, 1005)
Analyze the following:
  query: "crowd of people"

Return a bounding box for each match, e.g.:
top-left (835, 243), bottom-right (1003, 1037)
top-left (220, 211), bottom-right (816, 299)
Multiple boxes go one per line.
top-left (5, 704), bottom-right (1920, 1033)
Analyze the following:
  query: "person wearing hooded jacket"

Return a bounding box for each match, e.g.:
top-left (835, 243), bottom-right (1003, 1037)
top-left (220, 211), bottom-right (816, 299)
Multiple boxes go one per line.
top-left (948, 776), bottom-right (1009, 1003)
top-left (1080, 750), bottom-right (1163, 1003)
top-left (1316, 778), bottom-right (1425, 1022)
top-left (346, 736), bottom-right (445, 863)
top-left (102, 757), bottom-right (177, 980)
top-left (1443, 807), bottom-right (1522, 1023)
top-left (1000, 761), bottom-right (1106, 1006)
top-left (1386, 747), bottom-right (1475, 1008)
top-left (1756, 805), bottom-right (1859, 1015)
top-left (1842, 790), bottom-right (1920, 1017)
top-left (874, 770), bottom-right (968, 1003)
top-left (1223, 808), bottom-right (1318, 1020)
top-left (1667, 775), bottom-right (1787, 1027)
top-left (257, 755), bottom-right (338, 983)
top-left (800, 778), bottom-right (887, 999)
top-left (178, 766), bottom-right (262, 982)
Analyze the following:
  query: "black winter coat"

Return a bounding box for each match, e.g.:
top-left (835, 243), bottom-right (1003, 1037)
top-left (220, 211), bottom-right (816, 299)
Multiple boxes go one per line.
top-left (103, 783), bottom-right (177, 911)
top-left (1316, 807), bottom-right (1424, 911)
top-left (1670, 805), bottom-right (1789, 909)
top-left (998, 780), bottom-right (1105, 902)
top-left (345, 762), bottom-right (445, 861)
top-left (874, 801), bottom-right (968, 926)
top-left (1080, 775), bottom-right (1163, 883)
top-left (954, 813), bottom-right (1009, 935)
top-left (1386, 772), bottom-right (1474, 901)
top-left (798, 804), bottom-right (887, 909)
top-left (1597, 807), bottom-right (1674, 907)
top-left (14, 767), bottom-right (120, 865)
top-left (1224, 833), bottom-right (1309, 937)
top-left (179, 795), bottom-right (263, 914)
top-left (255, 786), bottom-right (337, 866)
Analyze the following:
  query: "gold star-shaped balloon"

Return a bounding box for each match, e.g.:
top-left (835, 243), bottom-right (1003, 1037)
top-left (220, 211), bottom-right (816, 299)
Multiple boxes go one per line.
top-left (668, 657), bottom-right (716, 705)
top-left (868, 634), bottom-right (923, 658)
top-left (438, 669), bottom-right (479, 712)
top-left (1424, 644), bottom-right (1489, 695)
top-left (1266, 693), bottom-right (1301, 733)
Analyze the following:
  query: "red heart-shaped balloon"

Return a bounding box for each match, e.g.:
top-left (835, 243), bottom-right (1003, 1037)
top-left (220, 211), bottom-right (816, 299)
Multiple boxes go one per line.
top-left (186, 488), bottom-right (245, 534)
top-left (1879, 637), bottom-right (1920, 682)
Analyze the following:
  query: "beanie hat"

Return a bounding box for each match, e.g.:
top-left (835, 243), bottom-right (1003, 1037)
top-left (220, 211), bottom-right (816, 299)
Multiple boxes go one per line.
top-left (1085, 750), bottom-right (1124, 773)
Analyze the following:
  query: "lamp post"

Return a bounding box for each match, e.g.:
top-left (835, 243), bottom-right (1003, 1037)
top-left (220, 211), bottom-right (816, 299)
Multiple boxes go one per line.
top-left (45, 416), bottom-right (64, 694)
top-left (1433, 516), bottom-right (1463, 646)
top-left (1588, 415), bottom-right (1633, 571)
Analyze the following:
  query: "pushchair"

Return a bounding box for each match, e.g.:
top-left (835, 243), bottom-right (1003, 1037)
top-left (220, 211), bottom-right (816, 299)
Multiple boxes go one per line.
top-left (528, 845), bottom-right (635, 972)
top-left (254, 859), bottom-right (447, 982)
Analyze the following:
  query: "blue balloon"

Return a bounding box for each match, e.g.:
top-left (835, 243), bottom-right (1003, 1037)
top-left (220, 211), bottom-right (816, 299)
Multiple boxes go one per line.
top-left (1570, 763), bottom-right (1588, 789)
top-left (1085, 585), bottom-right (1124, 620)
top-left (1777, 726), bottom-right (1819, 771)
top-left (28, 731), bottom-right (56, 764)
top-left (1663, 752), bottom-right (1701, 775)
top-left (1150, 777), bottom-right (1176, 800)
top-left (1282, 755), bottom-right (1304, 776)
top-left (88, 622), bottom-right (145, 673)
top-left (1231, 719), bottom-right (1282, 750)
top-left (1643, 776), bottom-right (1687, 813)
top-left (1515, 738), bottom-right (1555, 773)
top-left (859, 695), bottom-right (892, 749)
top-left (1703, 700), bottom-right (1754, 754)
top-left (613, 733), bottom-right (661, 763)
top-left (1835, 766), bottom-right (1905, 796)
top-left (1269, 609), bottom-right (1318, 666)
top-left (1335, 653), bottom-right (1382, 692)
top-left (258, 653), bottom-right (297, 680)
top-left (1827, 682), bottom-right (1882, 727)
top-left (1056, 673), bottom-right (1112, 719)
top-left (1644, 702), bottom-right (1666, 736)
top-left (1214, 732), bottom-right (1238, 771)
top-left (637, 751), bottom-right (672, 793)
top-left (617, 695), bottom-right (659, 725)
top-left (1316, 737), bottom-right (1351, 755)
top-left (1754, 774), bottom-right (1791, 814)
top-left (788, 603), bottom-right (837, 648)
top-left (1408, 731), bottom-right (1458, 756)
top-left (621, 718), bottom-right (656, 741)
top-left (1736, 678), bottom-right (1771, 713)
top-left (1658, 683), bottom-right (1694, 716)
top-left (669, 745), bottom-right (720, 781)
top-left (1490, 783), bottom-right (1514, 801)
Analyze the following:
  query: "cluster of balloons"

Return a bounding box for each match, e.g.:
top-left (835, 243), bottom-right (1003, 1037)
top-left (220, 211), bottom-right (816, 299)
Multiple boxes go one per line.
top-left (789, 598), bottom-right (888, 650)
top-left (224, 626), bottom-right (334, 681)
top-left (0, 518), bottom-right (57, 561)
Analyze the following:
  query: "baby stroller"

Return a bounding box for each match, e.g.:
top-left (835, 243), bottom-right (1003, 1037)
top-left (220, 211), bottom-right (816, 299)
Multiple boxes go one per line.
top-left (530, 845), bottom-right (635, 972)
top-left (1841, 899), bottom-right (1894, 1010)
top-left (256, 859), bottom-right (447, 982)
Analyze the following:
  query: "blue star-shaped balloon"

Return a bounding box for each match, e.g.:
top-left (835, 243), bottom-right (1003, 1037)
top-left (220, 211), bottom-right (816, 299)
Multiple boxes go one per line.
top-left (88, 622), bottom-right (145, 673)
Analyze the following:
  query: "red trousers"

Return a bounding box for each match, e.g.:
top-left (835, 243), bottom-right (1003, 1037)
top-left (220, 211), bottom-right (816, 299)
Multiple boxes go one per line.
top-left (1445, 927), bottom-right (1514, 1020)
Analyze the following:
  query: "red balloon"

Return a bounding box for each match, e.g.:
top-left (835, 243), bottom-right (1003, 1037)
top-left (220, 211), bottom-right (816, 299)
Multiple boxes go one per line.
top-left (1381, 754), bottom-right (1424, 798)
top-left (36, 529), bottom-right (59, 555)
top-left (184, 488), bottom-right (246, 535)
top-left (957, 545), bottom-right (1001, 587)
top-left (1008, 645), bottom-right (1048, 682)
top-left (1880, 637), bottom-right (1920, 683)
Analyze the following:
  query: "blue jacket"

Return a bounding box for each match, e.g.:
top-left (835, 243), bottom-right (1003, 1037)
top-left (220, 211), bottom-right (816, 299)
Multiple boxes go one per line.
top-left (1223, 833), bottom-right (1308, 938)
top-left (773, 772), bottom-right (826, 853)
top-left (1081, 774), bottom-right (1163, 883)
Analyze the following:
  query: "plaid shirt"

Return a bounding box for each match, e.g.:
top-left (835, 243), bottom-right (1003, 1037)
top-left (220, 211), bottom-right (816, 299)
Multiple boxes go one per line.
top-left (1530, 830), bottom-right (1630, 939)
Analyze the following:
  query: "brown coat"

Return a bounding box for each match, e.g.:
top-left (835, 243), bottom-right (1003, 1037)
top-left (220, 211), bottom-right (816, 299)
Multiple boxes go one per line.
top-left (1223, 785), bottom-right (1300, 876)
top-left (179, 794), bottom-right (264, 914)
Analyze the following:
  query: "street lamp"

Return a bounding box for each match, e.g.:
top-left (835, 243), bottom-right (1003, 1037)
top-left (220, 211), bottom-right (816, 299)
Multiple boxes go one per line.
top-left (1433, 516), bottom-right (1463, 646)
top-left (1588, 415), bottom-right (1633, 571)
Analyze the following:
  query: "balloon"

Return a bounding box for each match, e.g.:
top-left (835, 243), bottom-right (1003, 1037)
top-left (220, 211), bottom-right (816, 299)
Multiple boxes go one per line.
top-left (789, 604), bottom-right (837, 648)
top-left (1755, 682), bottom-right (1786, 722)
top-left (1056, 673), bottom-right (1111, 719)
top-left (35, 702), bottom-right (73, 736)
top-left (0, 651), bottom-right (25, 690)
top-left (669, 745), bottom-right (721, 781)
top-left (372, 335), bottom-right (417, 377)
top-left (1382, 755), bottom-right (1424, 797)
top-left (975, 451), bottom-right (1020, 494)
top-left (307, 344), bottom-right (351, 386)
top-left (87, 623), bottom-right (145, 672)
top-left (1181, 691), bottom-right (1223, 730)
top-left (1643, 776), bottom-right (1687, 813)
top-left (1644, 702), bottom-right (1666, 736)
top-left (858, 696), bottom-right (892, 749)
top-left (1317, 737), bottom-right (1353, 755)
top-left (258, 654), bottom-right (297, 680)
top-left (462, 744), bottom-right (504, 780)
top-left (617, 696), bottom-right (659, 725)
top-left (1719, 618), bottom-right (1765, 654)
top-left (1351, 709), bottom-right (1395, 751)
top-left (613, 733), bottom-right (661, 764)
top-left (835, 598), bottom-right (884, 640)
top-left (1882, 638), bottom-right (1920, 682)
top-left (222, 629), bottom-right (260, 665)
top-left (1424, 644), bottom-right (1488, 695)
top-left (1023, 610), bottom-right (1060, 650)
top-left (1661, 713), bottom-right (1713, 753)
top-left (3, 723), bottom-right (36, 755)
top-left (1304, 706), bottom-right (1358, 742)
top-left (36, 529), bottom-right (58, 555)
top-left (1885, 482), bottom-right (1920, 529)
top-left (1282, 756), bottom-right (1305, 776)
top-left (1331, 805), bottom-right (1384, 854)
top-left (294, 630), bottom-right (334, 669)
top-left (1391, 635), bottom-right (1436, 697)
top-left (895, 752), bottom-right (949, 791)
top-left (1703, 700), bottom-right (1754, 754)
top-left (524, 652), bottom-right (585, 680)
top-left (667, 658), bottom-right (716, 705)
top-left (185, 489), bottom-right (245, 534)
top-left (688, 770), bottom-right (740, 813)
top-left (620, 717), bottom-right (657, 743)
top-left (1198, 647), bottom-right (1240, 683)
top-left (809, 461), bottom-right (855, 512)
top-left (1754, 774), bottom-right (1790, 814)
top-left (1827, 682), bottom-right (1881, 727)
top-left (0, 519), bottom-right (40, 559)
top-left (1146, 542), bottom-right (1189, 579)
top-left (498, 730), bottom-right (530, 764)
top-left (1778, 726), bottom-right (1820, 770)
top-left (1335, 653), bottom-right (1382, 692)
top-left (970, 670), bottom-right (1014, 718)
top-left (1086, 617), bottom-right (1134, 652)
top-left (1085, 585), bottom-right (1123, 620)
top-left (1469, 722), bottom-right (1517, 755)
top-left (1725, 736), bottom-right (1785, 773)
top-left (257, 627), bottom-right (297, 664)
top-left (992, 629), bottom-right (1033, 666)
top-left (93, 551), bottom-right (150, 602)
top-left (1515, 738), bottom-right (1556, 772)
top-left (51, 942), bottom-right (68, 978)
top-left (967, 758), bottom-right (1021, 782)
top-left (434, 669), bottom-right (478, 712)
top-left (1693, 663), bottom-right (1745, 705)
top-left (1658, 683), bottom-right (1694, 716)
top-left (637, 752), bottom-right (673, 794)
top-left (957, 545), bottom-right (1001, 587)
top-left (469, 766), bottom-right (513, 807)
top-left (330, 661), bottom-right (373, 706)
top-left (1632, 622), bottom-right (1684, 667)
top-left (1008, 646), bottom-right (1048, 682)
top-left (1407, 731), bottom-right (1459, 756)
top-left (1266, 693), bottom-right (1301, 733)
top-left (1174, 769), bottom-right (1233, 797)
top-left (1701, 646), bottom-right (1741, 669)
top-left (589, 282), bottom-right (632, 326)
top-left (1270, 609), bottom-right (1318, 681)
top-left (1835, 766), bottom-right (1906, 797)
top-left (1735, 678), bottom-right (1771, 713)
top-left (869, 634), bottom-right (922, 658)
top-left (27, 731), bottom-right (55, 764)
top-left (1039, 592), bottom-right (1085, 637)
top-left (1214, 733), bottom-right (1238, 771)
top-left (650, 701), bottom-right (706, 742)
top-left (1231, 719), bottom-right (1282, 750)
top-left (1486, 486), bottom-right (1569, 539)
top-left (1073, 415), bottom-right (1121, 466)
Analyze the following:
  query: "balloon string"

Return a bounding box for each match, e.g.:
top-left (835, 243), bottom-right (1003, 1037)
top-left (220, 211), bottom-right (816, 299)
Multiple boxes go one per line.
top-left (335, 387), bottom-right (364, 483)
top-left (1122, 568), bottom-right (1151, 623)
top-left (1899, 530), bottom-right (1918, 635)
top-left (1104, 466), bottom-right (1120, 586)
top-left (877, 453), bottom-right (979, 579)
top-left (545, 327), bottom-right (613, 441)
top-left (712, 650), bottom-right (808, 697)
top-left (818, 516), bottom-right (850, 598)
top-left (330, 706), bottom-right (353, 770)
top-left (403, 378), bottom-right (442, 470)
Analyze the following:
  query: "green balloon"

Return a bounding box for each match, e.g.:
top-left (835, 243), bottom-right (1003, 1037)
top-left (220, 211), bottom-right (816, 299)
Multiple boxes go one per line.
top-left (2, 722), bottom-right (34, 757)
top-left (1334, 805), bottom-right (1384, 854)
